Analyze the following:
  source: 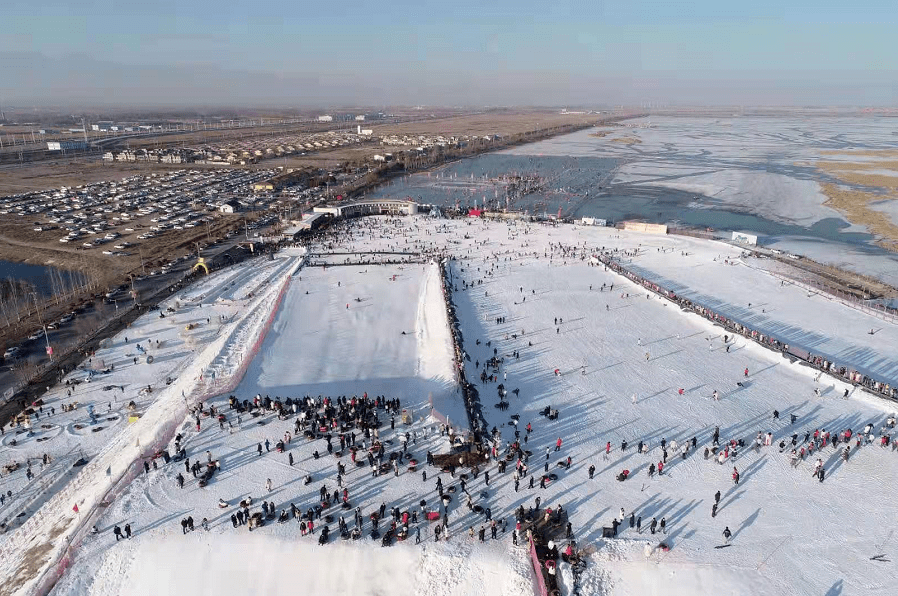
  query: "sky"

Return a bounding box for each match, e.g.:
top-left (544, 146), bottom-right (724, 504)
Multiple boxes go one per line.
top-left (1, 0), bottom-right (896, 107)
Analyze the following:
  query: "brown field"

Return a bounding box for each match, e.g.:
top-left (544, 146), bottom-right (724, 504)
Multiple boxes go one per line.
top-left (820, 149), bottom-right (898, 158)
top-left (609, 135), bottom-right (641, 144)
top-left (802, 152), bottom-right (898, 250)
top-left (373, 111), bottom-right (604, 137)
top-left (820, 183), bottom-right (898, 251)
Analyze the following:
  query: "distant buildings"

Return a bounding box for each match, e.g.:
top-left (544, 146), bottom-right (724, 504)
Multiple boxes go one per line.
top-left (318, 115), bottom-right (333, 122)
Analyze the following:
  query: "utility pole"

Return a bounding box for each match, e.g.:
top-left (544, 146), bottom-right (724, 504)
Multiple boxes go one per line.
top-left (31, 293), bottom-right (52, 361)
top-left (138, 246), bottom-right (146, 275)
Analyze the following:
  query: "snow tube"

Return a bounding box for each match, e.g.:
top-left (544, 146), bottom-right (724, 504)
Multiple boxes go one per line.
top-left (447, 486), bottom-right (456, 493)
top-left (426, 511), bottom-right (441, 521)
top-left (472, 505), bottom-right (484, 514)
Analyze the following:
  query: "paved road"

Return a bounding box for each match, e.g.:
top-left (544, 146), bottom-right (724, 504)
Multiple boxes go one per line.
top-left (0, 232), bottom-right (258, 403)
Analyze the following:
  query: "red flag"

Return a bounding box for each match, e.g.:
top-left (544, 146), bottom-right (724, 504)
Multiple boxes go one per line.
top-left (73, 504), bottom-right (79, 513)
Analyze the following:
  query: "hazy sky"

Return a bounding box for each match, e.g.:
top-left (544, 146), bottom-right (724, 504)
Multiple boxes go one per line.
top-left (2, 0), bottom-right (896, 107)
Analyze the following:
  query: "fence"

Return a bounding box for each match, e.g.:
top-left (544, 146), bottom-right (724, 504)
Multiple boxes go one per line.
top-left (597, 253), bottom-right (898, 402)
top-left (529, 535), bottom-right (550, 596)
top-left (28, 258), bottom-right (301, 596)
top-left (739, 260), bottom-right (898, 325)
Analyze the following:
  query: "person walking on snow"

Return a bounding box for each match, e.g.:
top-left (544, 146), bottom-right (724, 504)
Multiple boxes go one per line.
top-left (266, 478), bottom-right (272, 492)
top-left (555, 437), bottom-right (563, 451)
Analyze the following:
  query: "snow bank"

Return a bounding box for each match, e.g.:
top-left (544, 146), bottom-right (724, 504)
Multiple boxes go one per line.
top-left (53, 532), bottom-right (532, 596)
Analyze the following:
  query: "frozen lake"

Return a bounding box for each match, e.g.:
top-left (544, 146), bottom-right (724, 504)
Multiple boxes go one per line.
top-left (369, 115), bottom-right (898, 283)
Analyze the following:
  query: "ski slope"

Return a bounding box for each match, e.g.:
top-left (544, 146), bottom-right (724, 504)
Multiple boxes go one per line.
top-left (4, 217), bottom-right (897, 596)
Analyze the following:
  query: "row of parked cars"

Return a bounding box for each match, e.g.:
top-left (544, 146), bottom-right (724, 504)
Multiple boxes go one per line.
top-left (1, 308), bottom-right (82, 363)
top-left (1, 168), bottom-right (283, 257)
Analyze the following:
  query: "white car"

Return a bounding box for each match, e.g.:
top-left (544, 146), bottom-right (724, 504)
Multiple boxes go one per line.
top-left (3, 346), bottom-right (21, 359)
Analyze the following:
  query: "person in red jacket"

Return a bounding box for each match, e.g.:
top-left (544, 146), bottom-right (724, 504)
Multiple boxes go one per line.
top-left (657, 461), bottom-right (664, 475)
top-left (555, 437), bottom-right (563, 451)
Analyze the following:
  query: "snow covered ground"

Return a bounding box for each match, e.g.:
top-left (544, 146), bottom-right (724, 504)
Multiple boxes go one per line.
top-left (0, 251), bottom-right (302, 596)
top-left (4, 217), bottom-right (898, 596)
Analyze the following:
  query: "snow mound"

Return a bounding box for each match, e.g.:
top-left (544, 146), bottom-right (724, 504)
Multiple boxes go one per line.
top-left (56, 534), bottom-right (532, 596)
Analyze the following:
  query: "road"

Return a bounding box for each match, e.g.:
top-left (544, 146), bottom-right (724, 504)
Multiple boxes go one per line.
top-left (0, 230), bottom-right (262, 405)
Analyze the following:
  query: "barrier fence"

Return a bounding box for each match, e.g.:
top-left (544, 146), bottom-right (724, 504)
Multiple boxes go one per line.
top-left (598, 253), bottom-right (898, 402)
top-left (529, 535), bottom-right (550, 596)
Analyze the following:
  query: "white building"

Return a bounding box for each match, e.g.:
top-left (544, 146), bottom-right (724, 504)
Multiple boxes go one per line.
top-left (314, 199), bottom-right (417, 218)
top-left (219, 200), bottom-right (241, 214)
top-left (318, 115), bottom-right (333, 122)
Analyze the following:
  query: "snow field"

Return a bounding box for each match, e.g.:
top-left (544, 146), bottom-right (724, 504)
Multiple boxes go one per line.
top-left (8, 216), bottom-right (898, 596)
top-left (0, 253), bottom-right (302, 596)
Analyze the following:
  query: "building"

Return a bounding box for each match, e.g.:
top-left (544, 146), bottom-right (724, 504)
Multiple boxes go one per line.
top-left (313, 199), bottom-right (417, 218)
top-left (355, 115), bottom-right (366, 121)
top-left (318, 115), bottom-right (333, 122)
top-left (219, 200), bottom-right (241, 214)
top-left (47, 141), bottom-right (87, 151)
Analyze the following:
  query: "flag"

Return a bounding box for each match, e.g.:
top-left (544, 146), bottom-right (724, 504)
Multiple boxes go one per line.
top-left (73, 504), bottom-right (79, 513)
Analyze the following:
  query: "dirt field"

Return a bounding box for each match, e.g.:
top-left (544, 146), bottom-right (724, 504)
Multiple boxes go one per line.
top-left (373, 110), bottom-right (605, 137)
top-left (819, 183), bottom-right (898, 251)
top-left (808, 151), bottom-right (898, 250)
top-left (609, 135), bottom-right (641, 144)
